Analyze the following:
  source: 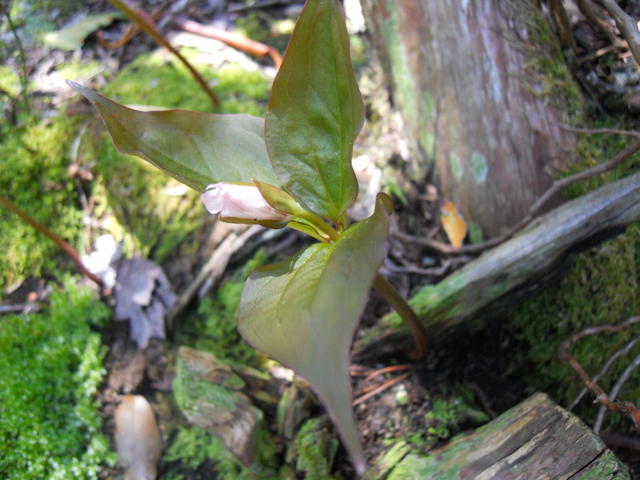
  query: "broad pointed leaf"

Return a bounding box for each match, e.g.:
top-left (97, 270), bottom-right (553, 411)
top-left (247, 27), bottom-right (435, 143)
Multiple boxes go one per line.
top-left (68, 81), bottom-right (278, 191)
top-left (265, 0), bottom-right (364, 222)
top-left (238, 195), bottom-right (391, 475)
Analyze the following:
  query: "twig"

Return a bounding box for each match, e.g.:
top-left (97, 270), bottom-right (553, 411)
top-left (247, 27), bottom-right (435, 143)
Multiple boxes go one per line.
top-left (362, 365), bottom-right (414, 385)
top-left (594, 351), bottom-right (640, 434)
top-left (167, 225), bottom-right (263, 325)
top-left (569, 333), bottom-right (640, 410)
top-left (107, 0), bottom-right (220, 108)
top-left (575, 0), bottom-right (624, 49)
top-left (227, 0), bottom-right (293, 13)
top-left (0, 194), bottom-right (104, 288)
top-left (352, 371), bottom-right (412, 407)
top-left (0, 3), bottom-right (29, 114)
top-left (556, 124), bottom-right (640, 139)
top-left (592, 0), bottom-right (640, 67)
top-left (0, 303), bottom-right (41, 314)
top-left (174, 17), bottom-right (283, 68)
top-left (394, 139), bottom-right (640, 256)
top-left (382, 258), bottom-right (470, 277)
top-left (559, 316), bottom-right (640, 433)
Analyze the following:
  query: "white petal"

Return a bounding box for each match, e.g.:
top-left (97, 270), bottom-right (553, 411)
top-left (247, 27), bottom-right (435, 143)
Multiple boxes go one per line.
top-left (201, 185), bottom-right (225, 214)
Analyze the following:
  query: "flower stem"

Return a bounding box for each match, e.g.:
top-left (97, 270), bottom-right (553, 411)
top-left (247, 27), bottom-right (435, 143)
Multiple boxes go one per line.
top-left (298, 211), bottom-right (340, 242)
top-left (0, 194), bottom-right (104, 288)
top-left (373, 273), bottom-right (429, 359)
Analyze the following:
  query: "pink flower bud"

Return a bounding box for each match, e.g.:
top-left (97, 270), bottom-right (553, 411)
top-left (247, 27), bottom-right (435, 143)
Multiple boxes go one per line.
top-left (201, 183), bottom-right (291, 223)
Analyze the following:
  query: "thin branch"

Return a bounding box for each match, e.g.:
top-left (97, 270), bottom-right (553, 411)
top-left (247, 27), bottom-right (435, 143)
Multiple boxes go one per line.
top-left (352, 371), bottom-right (412, 407)
top-left (0, 194), bottom-right (104, 288)
top-left (0, 2), bottom-right (29, 114)
top-left (167, 225), bottom-right (263, 325)
top-left (559, 316), bottom-right (640, 433)
top-left (107, 0), bottom-right (220, 108)
top-left (569, 333), bottom-right (640, 410)
top-left (575, 0), bottom-right (624, 49)
top-left (394, 139), bottom-right (640, 256)
top-left (556, 124), bottom-right (640, 139)
top-left (594, 351), bottom-right (640, 434)
top-left (175, 18), bottom-right (283, 68)
top-left (592, 0), bottom-right (640, 67)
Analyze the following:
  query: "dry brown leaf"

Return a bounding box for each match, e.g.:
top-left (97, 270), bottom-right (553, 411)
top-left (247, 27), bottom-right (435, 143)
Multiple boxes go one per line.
top-left (440, 200), bottom-right (467, 248)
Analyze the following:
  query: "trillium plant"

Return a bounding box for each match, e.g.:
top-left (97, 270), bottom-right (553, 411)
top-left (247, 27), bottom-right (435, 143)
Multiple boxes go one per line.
top-left (70, 0), bottom-right (428, 474)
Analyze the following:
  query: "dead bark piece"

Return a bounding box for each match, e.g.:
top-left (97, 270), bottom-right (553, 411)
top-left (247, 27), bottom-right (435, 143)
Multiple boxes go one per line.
top-left (361, 0), bottom-right (574, 238)
top-left (173, 346), bottom-right (264, 467)
top-left (385, 393), bottom-right (629, 479)
top-left (114, 395), bottom-right (163, 480)
top-left (354, 171), bottom-right (640, 358)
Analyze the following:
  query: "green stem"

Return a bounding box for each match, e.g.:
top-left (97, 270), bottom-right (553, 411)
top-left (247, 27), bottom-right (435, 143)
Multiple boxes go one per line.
top-left (373, 273), bottom-right (429, 359)
top-left (298, 211), bottom-right (340, 242)
top-left (0, 3), bottom-right (30, 114)
top-left (0, 194), bottom-right (104, 288)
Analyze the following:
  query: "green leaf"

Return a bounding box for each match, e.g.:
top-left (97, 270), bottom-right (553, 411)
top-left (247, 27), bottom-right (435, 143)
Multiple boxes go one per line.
top-left (265, 0), bottom-right (364, 222)
top-left (67, 81), bottom-right (278, 191)
top-left (238, 195), bottom-right (391, 475)
top-left (43, 13), bottom-right (124, 51)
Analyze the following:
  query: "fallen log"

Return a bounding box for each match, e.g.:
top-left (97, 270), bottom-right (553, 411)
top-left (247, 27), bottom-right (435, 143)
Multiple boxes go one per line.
top-left (379, 393), bottom-right (630, 479)
top-left (353, 171), bottom-right (640, 359)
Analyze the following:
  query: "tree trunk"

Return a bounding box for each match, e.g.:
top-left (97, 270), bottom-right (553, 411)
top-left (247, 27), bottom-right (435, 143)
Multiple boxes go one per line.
top-left (361, 0), bottom-right (573, 238)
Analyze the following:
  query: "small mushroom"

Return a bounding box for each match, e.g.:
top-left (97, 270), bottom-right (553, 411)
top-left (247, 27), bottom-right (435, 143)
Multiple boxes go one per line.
top-left (114, 394), bottom-right (163, 480)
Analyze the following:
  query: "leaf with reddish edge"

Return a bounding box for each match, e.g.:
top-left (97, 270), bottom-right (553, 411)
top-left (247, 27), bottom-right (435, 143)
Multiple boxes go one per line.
top-left (67, 81), bottom-right (279, 191)
top-left (265, 0), bottom-right (364, 222)
top-left (238, 194), bottom-right (392, 475)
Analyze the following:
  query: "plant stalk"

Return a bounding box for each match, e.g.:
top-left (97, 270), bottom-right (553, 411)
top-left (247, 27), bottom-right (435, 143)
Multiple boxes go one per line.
top-left (0, 194), bottom-right (104, 288)
top-left (373, 273), bottom-right (429, 359)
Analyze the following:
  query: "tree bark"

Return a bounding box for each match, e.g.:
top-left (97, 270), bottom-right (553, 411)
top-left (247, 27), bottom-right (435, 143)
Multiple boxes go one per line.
top-left (361, 0), bottom-right (574, 238)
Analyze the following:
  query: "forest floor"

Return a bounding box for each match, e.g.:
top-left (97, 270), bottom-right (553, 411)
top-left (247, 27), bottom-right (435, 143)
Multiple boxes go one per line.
top-left (2, 0), bottom-right (640, 479)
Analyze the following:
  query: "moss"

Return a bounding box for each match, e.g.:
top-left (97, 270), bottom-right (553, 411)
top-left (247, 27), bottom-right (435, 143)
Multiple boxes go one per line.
top-left (0, 278), bottom-right (115, 479)
top-left (57, 59), bottom-right (102, 82)
top-left (104, 48), bottom-right (271, 116)
top-left (175, 250), bottom-right (270, 367)
top-left (509, 227), bottom-right (640, 426)
top-left (0, 114), bottom-right (85, 290)
top-left (164, 425), bottom-right (278, 480)
top-left (88, 132), bottom-right (205, 261)
top-left (0, 66), bottom-right (21, 99)
top-left (294, 417), bottom-right (341, 480)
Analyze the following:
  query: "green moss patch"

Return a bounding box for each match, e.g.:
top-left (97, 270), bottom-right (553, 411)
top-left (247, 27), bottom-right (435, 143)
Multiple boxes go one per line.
top-left (0, 279), bottom-right (115, 479)
top-left (509, 225), bottom-right (640, 426)
top-left (0, 115), bottom-right (85, 290)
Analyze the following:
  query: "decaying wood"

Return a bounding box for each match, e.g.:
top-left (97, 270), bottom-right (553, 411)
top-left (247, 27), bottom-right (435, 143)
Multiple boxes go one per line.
top-left (174, 346), bottom-right (265, 467)
top-left (383, 393), bottom-right (630, 479)
top-left (360, 0), bottom-right (574, 238)
top-left (167, 225), bottom-right (263, 325)
top-left (353, 171), bottom-right (640, 359)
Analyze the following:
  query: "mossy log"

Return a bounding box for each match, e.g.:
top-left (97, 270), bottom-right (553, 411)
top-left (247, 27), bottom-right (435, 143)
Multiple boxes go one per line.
top-left (354, 172), bottom-right (640, 358)
top-left (383, 393), bottom-right (629, 479)
top-left (360, 0), bottom-right (574, 238)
